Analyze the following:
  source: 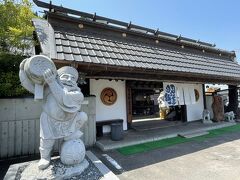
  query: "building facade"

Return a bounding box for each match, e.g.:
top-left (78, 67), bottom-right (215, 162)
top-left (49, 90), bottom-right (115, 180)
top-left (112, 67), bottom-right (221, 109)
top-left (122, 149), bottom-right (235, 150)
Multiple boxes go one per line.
top-left (33, 0), bottom-right (240, 134)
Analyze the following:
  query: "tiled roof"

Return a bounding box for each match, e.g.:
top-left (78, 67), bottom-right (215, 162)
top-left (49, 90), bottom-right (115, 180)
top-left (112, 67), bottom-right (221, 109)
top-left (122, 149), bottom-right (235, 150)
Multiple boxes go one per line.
top-left (33, 16), bottom-right (240, 82)
top-left (54, 31), bottom-right (240, 78)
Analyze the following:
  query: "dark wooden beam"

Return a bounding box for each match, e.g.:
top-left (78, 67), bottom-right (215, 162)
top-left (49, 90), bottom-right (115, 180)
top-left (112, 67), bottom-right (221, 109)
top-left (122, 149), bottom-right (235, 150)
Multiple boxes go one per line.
top-left (202, 84), bottom-right (207, 109)
top-left (228, 85), bottom-right (238, 114)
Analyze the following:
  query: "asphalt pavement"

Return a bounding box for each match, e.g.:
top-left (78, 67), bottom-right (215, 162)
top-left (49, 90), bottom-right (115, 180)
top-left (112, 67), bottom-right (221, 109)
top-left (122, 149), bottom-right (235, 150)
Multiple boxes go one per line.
top-left (98, 131), bottom-right (240, 180)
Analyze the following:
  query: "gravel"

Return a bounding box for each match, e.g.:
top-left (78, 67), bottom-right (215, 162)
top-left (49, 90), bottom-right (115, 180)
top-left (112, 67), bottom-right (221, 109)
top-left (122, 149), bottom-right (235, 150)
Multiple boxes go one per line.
top-left (69, 157), bottom-right (103, 180)
top-left (15, 157), bottom-right (103, 180)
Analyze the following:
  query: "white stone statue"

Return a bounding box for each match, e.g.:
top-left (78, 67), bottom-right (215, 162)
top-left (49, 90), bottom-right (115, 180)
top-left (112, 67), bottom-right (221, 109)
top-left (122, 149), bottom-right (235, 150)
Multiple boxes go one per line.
top-left (224, 111), bottom-right (235, 122)
top-left (202, 109), bottom-right (212, 124)
top-left (19, 55), bottom-right (88, 170)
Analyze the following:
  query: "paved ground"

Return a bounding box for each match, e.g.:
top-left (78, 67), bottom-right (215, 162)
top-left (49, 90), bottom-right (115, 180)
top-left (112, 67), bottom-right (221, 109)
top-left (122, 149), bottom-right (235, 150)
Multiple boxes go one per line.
top-left (95, 131), bottom-right (240, 180)
top-left (1, 130), bottom-right (240, 180)
top-left (0, 155), bottom-right (40, 180)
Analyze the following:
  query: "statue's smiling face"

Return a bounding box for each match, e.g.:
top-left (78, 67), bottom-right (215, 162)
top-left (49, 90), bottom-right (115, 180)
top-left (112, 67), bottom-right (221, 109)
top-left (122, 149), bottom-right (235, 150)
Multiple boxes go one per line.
top-left (60, 73), bottom-right (77, 87)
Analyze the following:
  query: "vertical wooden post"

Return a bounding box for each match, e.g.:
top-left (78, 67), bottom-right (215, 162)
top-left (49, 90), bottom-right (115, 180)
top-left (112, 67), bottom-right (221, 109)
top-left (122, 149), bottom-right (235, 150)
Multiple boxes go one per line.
top-left (126, 81), bottom-right (132, 128)
top-left (202, 84), bottom-right (207, 109)
top-left (228, 85), bottom-right (238, 114)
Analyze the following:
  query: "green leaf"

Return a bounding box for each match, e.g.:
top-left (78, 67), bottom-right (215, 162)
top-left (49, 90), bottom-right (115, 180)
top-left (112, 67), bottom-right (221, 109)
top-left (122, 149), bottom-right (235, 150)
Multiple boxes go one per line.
top-left (0, 52), bottom-right (30, 97)
top-left (0, 0), bottom-right (37, 53)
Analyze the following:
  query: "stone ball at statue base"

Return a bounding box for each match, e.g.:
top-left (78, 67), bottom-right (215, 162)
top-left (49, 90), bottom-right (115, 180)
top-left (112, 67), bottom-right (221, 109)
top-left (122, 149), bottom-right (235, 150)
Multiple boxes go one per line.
top-left (60, 139), bottom-right (85, 165)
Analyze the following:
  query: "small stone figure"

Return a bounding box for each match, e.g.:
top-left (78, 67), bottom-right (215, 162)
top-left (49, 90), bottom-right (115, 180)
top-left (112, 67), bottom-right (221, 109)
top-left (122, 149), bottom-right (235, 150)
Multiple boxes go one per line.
top-left (19, 55), bottom-right (88, 170)
top-left (212, 95), bottom-right (224, 122)
top-left (202, 109), bottom-right (212, 124)
top-left (157, 91), bottom-right (169, 119)
top-left (224, 111), bottom-right (235, 122)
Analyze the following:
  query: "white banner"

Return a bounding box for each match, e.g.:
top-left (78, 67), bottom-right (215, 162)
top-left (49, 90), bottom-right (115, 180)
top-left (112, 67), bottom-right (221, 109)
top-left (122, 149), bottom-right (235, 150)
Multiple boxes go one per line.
top-left (163, 83), bottom-right (196, 106)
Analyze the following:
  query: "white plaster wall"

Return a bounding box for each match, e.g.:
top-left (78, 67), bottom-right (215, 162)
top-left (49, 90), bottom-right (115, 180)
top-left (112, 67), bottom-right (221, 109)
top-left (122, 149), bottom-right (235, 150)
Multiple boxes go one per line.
top-left (186, 84), bottom-right (204, 122)
top-left (90, 79), bottom-right (127, 133)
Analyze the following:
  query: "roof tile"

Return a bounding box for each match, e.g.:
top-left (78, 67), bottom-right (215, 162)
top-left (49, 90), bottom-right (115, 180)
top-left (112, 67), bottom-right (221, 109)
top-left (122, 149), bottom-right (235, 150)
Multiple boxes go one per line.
top-left (105, 46), bottom-right (113, 52)
top-left (82, 37), bottom-right (90, 43)
top-left (63, 46), bottom-right (72, 53)
top-left (92, 44), bottom-right (100, 50)
top-left (75, 36), bottom-right (83, 42)
top-left (64, 53), bottom-right (74, 61)
top-left (55, 39), bottom-right (61, 45)
top-left (57, 53), bottom-right (64, 60)
top-left (73, 54), bottom-right (83, 62)
top-left (95, 39), bottom-right (104, 45)
top-left (105, 58), bottom-right (115, 65)
top-left (109, 52), bottom-right (117, 59)
top-left (56, 45), bottom-right (63, 52)
top-left (72, 47), bottom-right (80, 54)
top-left (95, 50), bottom-right (104, 57)
top-left (90, 56), bottom-right (100, 63)
top-left (85, 43), bottom-right (93, 49)
top-left (102, 51), bottom-right (111, 58)
top-left (87, 49), bottom-right (97, 56)
top-left (55, 33), bottom-right (61, 38)
top-left (112, 47), bottom-right (120, 53)
top-left (69, 41), bottom-right (78, 47)
top-left (117, 48), bottom-right (125, 54)
top-left (89, 38), bottom-right (97, 44)
top-left (125, 60), bottom-right (135, 67)
top-left (97, 57), bottom-right (108, 64)
top-left (61, 39), bottom-right (70, 46)
top-left (66, 34), bottom-right (76, 41)
top-left (77, 42), bottom-right (86, 48)
top-left (79, 48), bottom-right (88, 55)
top-left (98, 45), bottom-right (107, 51)
top-left (82, 55), bottom-right (92, 63)
top-left (115, 53), bottom-right (124, 60)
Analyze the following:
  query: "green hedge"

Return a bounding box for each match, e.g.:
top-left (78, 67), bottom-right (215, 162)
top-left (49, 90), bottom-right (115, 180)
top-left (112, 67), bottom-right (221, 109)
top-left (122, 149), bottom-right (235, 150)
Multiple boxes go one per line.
top-left (0, 52), bottom-right (30, 97)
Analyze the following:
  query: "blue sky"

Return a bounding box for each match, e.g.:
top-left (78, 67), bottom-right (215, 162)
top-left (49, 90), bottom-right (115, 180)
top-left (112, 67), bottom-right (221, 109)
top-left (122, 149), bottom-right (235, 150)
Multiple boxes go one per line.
top-left (32, 0), bottom-right (240, 60)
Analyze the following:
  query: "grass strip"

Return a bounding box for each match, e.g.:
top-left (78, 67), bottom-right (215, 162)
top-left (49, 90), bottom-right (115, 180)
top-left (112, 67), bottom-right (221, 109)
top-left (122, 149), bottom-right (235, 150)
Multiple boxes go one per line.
top-left (117, 136), bottom-right (191, 156)
top-left (190, 123), bottom-right (240, 141)
top-left (117, 124), bottom-right (240, 156)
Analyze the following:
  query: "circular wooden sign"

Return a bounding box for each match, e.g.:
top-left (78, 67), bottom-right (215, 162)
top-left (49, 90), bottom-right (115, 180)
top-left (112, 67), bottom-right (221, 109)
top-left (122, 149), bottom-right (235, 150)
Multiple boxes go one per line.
top-left (100, 87), bottom-right (117, 105)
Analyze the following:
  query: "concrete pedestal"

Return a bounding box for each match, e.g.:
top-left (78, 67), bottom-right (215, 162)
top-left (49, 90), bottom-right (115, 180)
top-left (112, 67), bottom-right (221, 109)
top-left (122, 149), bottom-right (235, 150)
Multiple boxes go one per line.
top-left (4, 151), bottom-right (119, 180)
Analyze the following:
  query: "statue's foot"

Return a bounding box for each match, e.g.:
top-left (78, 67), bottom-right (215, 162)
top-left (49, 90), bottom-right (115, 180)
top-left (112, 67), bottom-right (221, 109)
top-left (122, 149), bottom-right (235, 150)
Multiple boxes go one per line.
top-left (38, 158), bottom-right (50, 170)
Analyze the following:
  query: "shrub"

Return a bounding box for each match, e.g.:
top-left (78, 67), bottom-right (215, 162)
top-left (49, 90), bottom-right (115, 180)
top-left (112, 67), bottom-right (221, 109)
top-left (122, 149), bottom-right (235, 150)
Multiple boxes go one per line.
top-left (0, 52), bottom-right (30, 97)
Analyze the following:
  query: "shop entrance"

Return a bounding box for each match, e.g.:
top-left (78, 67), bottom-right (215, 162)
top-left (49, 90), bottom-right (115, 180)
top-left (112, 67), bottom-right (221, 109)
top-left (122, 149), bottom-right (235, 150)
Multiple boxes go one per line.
top-left (132, 89), bottom-right (160, 120)
top-left (126, 80), bottom-right (187, 129)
